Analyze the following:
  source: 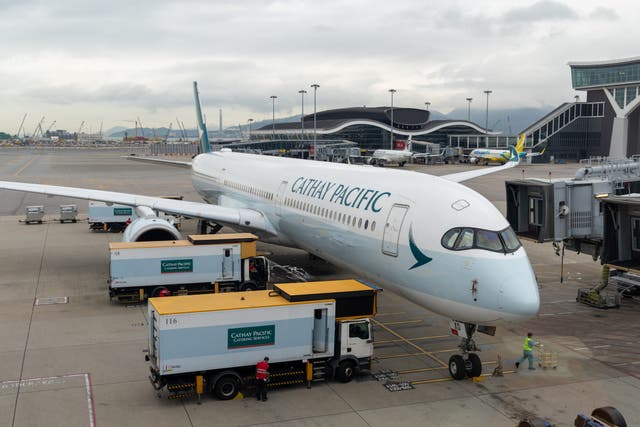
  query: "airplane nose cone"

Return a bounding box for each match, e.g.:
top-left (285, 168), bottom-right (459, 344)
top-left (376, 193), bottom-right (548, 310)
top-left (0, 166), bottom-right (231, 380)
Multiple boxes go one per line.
top-left (499, 255), bottom-right (540, 320)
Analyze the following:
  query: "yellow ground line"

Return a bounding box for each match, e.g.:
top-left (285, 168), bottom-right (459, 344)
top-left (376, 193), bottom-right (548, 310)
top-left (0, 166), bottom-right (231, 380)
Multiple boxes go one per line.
top-left (375, 334), bottom-right (450, 345)
top-left (372, 319), bottom-right (448, 368)
top-left (410, 369), bottom-right (515, 385)
top-left (375, 311), bottom-right (407, 317)
top-left (399, 360), bottom-right (497, 374)
top-left (14, 157), bottom-right (36, 177)
top-left (379, 319), bottom-right (423, 326)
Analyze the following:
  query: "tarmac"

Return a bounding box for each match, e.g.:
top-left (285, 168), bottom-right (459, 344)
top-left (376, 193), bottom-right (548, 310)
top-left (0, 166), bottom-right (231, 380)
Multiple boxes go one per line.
top-left (0, 147), bottom-right (639, 427)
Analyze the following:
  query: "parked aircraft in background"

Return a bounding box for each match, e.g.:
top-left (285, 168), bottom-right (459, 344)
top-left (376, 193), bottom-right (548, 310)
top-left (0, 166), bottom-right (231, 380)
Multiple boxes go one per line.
top-left (0, 82), bottom-right (539, 380)
top-left (468, 134), bottom-right (529, 165)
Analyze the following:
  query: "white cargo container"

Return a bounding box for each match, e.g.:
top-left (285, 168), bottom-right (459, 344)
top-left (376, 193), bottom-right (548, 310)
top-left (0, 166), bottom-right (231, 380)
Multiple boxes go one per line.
top-left (109, 233), bottom-right (268, 302)
top-left (88, 201), bottom-right (137, 232)
top-left (146, 280), bottom-right (378, 400)
top-left (59, 204), bottom-right (78, 223)
top-left (25, 205), bottom-right (45, 224)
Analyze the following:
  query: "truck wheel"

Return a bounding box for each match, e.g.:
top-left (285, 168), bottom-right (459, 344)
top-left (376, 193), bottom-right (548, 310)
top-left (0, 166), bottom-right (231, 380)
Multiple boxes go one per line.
top-left (336, 360), bottom-right (356, 383)
top-left (591, 406), bottom-right (627, 427)
top-left (214, 375), bottom-right (239, 400)
top-left (518, 418), bottom-right (550, 427)
top-left (399, 162), bottom-right (405, 167)
top-left (152, 287), bottom-right (171, 298)
top-left (448, 355), bottom-right (466, 380)
top-left (240, 281), bottom-right (257, 291)
top-left (465, 353), bottom-right (482, 378)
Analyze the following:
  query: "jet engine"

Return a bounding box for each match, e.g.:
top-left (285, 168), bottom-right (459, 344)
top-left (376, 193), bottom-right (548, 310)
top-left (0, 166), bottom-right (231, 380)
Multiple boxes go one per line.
top-left (121, 217), bottom-right (182, 242)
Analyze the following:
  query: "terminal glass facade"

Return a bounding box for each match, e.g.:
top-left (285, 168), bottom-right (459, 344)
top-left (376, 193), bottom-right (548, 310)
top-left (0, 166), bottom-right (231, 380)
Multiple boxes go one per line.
top-left (571, 62), bottom-right (640, 89)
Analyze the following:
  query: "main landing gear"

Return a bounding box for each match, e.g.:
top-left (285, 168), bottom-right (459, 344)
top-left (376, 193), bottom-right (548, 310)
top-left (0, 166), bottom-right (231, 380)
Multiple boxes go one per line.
top-left (448, 321), bottom-right (488, 380)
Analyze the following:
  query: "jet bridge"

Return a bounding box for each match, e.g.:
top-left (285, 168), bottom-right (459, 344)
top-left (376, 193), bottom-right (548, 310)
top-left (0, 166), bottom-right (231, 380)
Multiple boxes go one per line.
top-left (506, 157), bottom-right (640, 259)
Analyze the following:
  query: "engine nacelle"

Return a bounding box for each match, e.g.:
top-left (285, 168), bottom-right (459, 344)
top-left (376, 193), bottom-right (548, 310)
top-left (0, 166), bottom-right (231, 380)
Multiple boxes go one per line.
top-left (122, 217), bottom-right (182, 242)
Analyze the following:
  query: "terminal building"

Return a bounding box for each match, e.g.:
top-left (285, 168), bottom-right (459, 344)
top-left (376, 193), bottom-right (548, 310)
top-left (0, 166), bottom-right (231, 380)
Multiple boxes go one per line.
top-left (521, 56), bottom-right (640, 161)
top-left (246, 106), bottom-right (508, 156)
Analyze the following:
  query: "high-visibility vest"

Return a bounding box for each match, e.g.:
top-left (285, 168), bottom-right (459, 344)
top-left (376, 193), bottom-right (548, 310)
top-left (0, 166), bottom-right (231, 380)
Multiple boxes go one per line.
top-left (523, 337), bottom-right (534, 351)
top-left (256, 361), bottom-right (269, 380)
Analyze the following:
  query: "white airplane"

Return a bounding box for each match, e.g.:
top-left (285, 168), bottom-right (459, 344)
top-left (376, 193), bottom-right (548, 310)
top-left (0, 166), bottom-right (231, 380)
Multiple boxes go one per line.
top-left (468, 134), bottom-right (528, 165)
top-left (369, 145), bottom-right (413, 167)
top-left (0, 82), bottom-right (539, 380)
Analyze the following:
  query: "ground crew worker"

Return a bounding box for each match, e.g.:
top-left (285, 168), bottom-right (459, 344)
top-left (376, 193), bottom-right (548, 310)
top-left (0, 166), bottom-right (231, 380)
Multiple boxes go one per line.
top-left (516, 332), bottom-right (538, 370)
top-left (255, 356), bottom-right (270, 401)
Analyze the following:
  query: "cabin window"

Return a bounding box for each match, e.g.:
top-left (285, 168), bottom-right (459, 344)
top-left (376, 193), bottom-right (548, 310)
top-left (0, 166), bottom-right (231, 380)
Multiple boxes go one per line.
top-left (364, 220), bottom-right (369, 230)
top-left (371, 221), bottom-right (376, 232)
top-left (352, 217), bottom-right (357, 227)
top-left (358, 218), bottom-right (362, 228)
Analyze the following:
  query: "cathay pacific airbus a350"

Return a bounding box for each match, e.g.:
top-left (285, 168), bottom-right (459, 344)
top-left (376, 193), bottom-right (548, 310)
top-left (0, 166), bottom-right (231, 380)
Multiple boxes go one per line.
top-left (0, 82), bottom-right (539, 380)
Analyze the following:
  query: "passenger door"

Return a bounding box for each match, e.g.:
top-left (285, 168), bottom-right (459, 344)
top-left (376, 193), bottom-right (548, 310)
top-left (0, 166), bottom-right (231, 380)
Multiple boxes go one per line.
top-left (275, 180), bottom-right (288, 216)
top-left (382, 204), bottom-right (409, 256)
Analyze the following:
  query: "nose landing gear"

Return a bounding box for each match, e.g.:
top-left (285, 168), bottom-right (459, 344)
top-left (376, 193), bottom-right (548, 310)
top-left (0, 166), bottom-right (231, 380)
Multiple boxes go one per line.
top-left (448, 321), bottom-right (488, 380)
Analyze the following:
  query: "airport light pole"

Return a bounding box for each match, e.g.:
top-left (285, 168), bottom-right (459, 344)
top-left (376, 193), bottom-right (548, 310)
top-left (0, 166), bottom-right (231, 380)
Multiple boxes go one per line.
top-left (425, 101), bottom-right (430, 111)
top-left (247, 118), bottom-right (254, 140)
top-left (466, 97), bottom-right (473, 121)
top-left (389, 89), bottom-right (396, 149)
top-left (311, 84), bottom-right (320, 160)
top-left (270, 95), bottom-right (277, 140)
top-left (299, 90), bottom-right (307, 138)
top-left (484, 90), bottom-right (492, 147)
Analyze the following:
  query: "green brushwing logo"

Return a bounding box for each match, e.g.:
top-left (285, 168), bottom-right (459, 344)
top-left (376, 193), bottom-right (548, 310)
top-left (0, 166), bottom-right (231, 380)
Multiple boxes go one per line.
top-left (409, 226), bottom-right (432, 270)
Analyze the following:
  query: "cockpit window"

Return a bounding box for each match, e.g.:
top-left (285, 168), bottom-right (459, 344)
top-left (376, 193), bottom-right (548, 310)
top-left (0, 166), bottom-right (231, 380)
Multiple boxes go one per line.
top-left (500, 227), bottom-right (521, 252)
top-left (441, 226), bottom-right (522, 253)
top-left (475, 230), bottom-right (503, 251)
top-left (442, 229), bottom-right (460, 248)
top-left (456, 229), bottom-right (474, 249)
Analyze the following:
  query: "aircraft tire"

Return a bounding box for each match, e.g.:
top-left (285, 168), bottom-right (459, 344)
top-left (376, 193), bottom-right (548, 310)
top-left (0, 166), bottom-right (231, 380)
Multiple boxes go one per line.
top-left (399, 162), bottom-right (405, 167)
top-left (466, 353), bottom-right (482, 377)
top-left (448, 355), bottom-right (466, 380)
top-left (591, 406), bottom-right (627, 427)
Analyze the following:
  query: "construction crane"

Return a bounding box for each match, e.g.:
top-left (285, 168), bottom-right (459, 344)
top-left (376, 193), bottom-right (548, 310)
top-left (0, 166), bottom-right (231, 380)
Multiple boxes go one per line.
top-left (33, 116), bottom-right (45, 138)
top-left (76, 121), bottom-right (85, 141)
top-left (16, 114), bottom-right (27, 138)
top-left (45, 120), bottom-right (57, 134)
top-left (137, 117), bottom-right (145, 139)
top-left (165, 122), bottom-right (173, 140)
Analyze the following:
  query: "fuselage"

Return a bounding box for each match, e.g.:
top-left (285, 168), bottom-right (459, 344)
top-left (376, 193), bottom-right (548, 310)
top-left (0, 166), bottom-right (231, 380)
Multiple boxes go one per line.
top-left (191, 151), bottom-right (539, 324)
top-left (469, 148), bottom-right (526, 165)
top-left (372, 149), bottom-right (413, 163)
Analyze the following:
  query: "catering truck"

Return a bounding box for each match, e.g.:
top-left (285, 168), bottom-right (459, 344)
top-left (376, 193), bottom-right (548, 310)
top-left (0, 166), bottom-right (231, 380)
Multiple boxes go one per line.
top-left (109, 233), bottom-right (269, 302)
top-left (89, 201), bottom-right (137, 232)
top-left (146, 279), bottom-right (378, 400)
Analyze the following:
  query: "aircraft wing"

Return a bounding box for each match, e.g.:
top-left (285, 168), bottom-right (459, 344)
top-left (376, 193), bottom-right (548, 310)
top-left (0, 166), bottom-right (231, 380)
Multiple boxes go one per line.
top-left (124, 155), bottom-right (192, 168)
top-left (0, 180), bottom-right (276, 235)
top-left (441, 146), bottom-right (519, 183)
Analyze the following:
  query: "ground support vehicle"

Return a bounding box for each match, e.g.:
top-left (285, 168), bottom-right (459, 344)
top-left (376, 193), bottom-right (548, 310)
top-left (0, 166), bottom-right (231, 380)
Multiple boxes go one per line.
top-left (25, 206), bottom-right (45, 224)
top-left (146, 279), bottom-right (379, 400)
top-left (89, 201), bottom-right (137, 232)
top-left (59, 204), bottom-right (78, 223)
top-left (109, 233), bottom-right (269, 302)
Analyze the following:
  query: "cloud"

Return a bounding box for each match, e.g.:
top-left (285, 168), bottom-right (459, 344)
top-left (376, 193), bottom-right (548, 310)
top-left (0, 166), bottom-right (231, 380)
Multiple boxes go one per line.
top-left (502, 1), bottom-right (578, 23)
top-left (588, 7), bottom-right (618, 20)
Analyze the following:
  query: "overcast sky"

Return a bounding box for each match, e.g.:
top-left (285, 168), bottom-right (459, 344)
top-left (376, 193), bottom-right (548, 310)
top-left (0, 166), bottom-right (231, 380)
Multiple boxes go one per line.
top-left (0, 0), bottom-right (636, 134)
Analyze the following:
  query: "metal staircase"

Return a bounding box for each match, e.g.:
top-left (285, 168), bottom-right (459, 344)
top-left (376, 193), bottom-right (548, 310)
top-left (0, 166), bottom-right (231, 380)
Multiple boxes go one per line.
top-left (521, 101), bottom-right (605, 149)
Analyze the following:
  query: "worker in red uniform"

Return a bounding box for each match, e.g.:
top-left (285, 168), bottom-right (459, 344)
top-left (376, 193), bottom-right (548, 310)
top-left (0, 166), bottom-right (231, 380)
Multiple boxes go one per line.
top-left (255, 356), bottom-right (270, 401)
